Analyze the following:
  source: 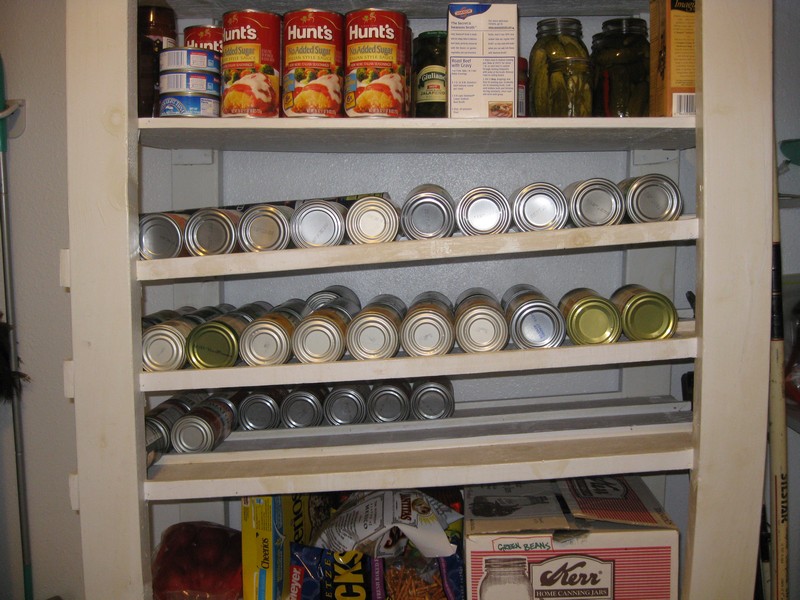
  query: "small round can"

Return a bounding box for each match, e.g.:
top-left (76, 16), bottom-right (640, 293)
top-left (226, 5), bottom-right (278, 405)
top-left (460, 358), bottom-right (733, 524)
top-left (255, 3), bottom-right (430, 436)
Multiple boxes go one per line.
top-left (185, 312), bottom-right (251, 369)
top-left (182, 303), bottom-right (236, 325)
top-left (292, 297), bottom-right (361, 363)
top-left (345, 193), bottom-right (400, 244)
top-left (145, 392), bottom-right (204, 452)
top-left (159, 47), bottom-right (221, 73)
top-left (290, 199), bottom-right (348, 248)
top-left (238, 388), bottom-right (287, 430)
top-left (400, 183), bottom-right (456, 240)
top-left (159, 92), bottom-right (220, 117)
top-left (511, 183), bottom-right (569, 231)
top-left (184, 25), bottom-right (223, 54)
top-left (501, 284), bottom-right (566, 349)
top-left (170, 391), bottom-right (245, 453)
top-left (142, 316), bottom-right (199, 372)
top-left (400, 291), bottom-right (455, 357)
top-left (184, 208), bottom-right (242, 256)
top-left (454, 288), bottom-right (509, 353)
top-left (239, 307), bottom-right (300, 367)
top-left (238, 203), bottom-right (295, 251)
top-left (564, 178), bottom-right (626, 227)
top-left (324, 383), bottom-right (370, 425)
top-left (618, 174), bottom-right (683, 223)
top-left (142, 308), bottom-right (187, 329)
top-left (456, 187), bottom-right (512, 236)
top-left (159, 70), bottom-right (221, 95)
top-left (139, 212), bottom-right (189, 260)
top-left (558, 287), bottom-right (622, 345)
top-left (410, 378), bottom-right (455, 420)
top-left (230, 300), bottom-right (274, 322)
top-left (346, 294), bottom-right (407, 360)
top-left (281, 385), bottom-right (327, 428)
top-left (610, 284), bottom-right (678, 341)
top-left (367, 380), bottom-right (412, 422)
top-left (305, 285), bottom-right (361, 314)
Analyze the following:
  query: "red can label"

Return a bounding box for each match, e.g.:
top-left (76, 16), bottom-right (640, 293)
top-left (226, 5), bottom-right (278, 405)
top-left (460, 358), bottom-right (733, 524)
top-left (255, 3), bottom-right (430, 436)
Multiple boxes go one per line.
top-left (344, 9), bottom-right (408, 118)
top-left (282, 9), bottom-right (344, 117)
top-left (221, 10), bottom-right (282, 117)
top-left (184, 25), bottom-right (223, 53)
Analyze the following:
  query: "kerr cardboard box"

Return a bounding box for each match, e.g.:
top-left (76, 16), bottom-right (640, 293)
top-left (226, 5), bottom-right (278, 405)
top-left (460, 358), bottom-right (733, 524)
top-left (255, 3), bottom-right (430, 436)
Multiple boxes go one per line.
top-left (465, 475), bottom-right (679, 599)
top-left (447, 3), bottom-right (518, 118)
top-left (650, 0), bottom-right (696, 116)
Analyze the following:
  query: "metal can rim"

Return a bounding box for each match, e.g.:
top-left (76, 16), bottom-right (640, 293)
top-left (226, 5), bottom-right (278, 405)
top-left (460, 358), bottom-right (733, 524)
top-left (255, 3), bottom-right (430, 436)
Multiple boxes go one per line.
top-left (566, 178), bottom-right (625, 227)
top-left (456, 187), bottom-right (512, 236)
top-left (400, 310), bottom-right (455, 356)
top-left (565, 297), bottom-right (622, 345)
top-left (238, 204), bottom-right (293, 252)
top-left (455, 306), bottom-right (509, 353)
top-left (345, 196), bottom-right (400, 244)
top-left (346, 313), bottom-right (401, 360)
top-left (511, 182), bottom-right (569, 231)
top-left (142, 325), bottom-right (188, 371)
top-left (292, 316), bottom-right (347, 363)
top-left (239, 318), bottom-right (293, 366)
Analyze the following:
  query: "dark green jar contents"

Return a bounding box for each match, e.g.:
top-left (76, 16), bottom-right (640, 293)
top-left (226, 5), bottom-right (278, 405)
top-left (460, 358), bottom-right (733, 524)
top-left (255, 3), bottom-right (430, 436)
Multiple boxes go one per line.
top-left (413, 31), bottom-right (447, 118)
top-left (591, 18), bottom-right (650, 117)
top-left (548, 57), bottom-right (592, 117)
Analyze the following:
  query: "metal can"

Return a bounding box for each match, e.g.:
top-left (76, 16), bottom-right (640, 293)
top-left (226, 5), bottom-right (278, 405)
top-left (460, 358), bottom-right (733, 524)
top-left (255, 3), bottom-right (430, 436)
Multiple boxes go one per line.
top-left (454, 288), bottom-right (509, 353)
top-left (456, 187), bottom-right (512, 236)
top-left (400, 291), bottom-right (455, 357)
top-left (139, 212), bottom-right (190, 260)
top-left (142, 315), bottom-right (199, 372)
top-left (184, 207), bottom-right (242, 256)
top-left (184, 25), bottom-right (223, 54)
top-left (367, 380), bottom-right (411, 422)
top-left (346, 294), bottom-right (407, 360)
top-left (413, 31), bottom-right (447, 118)
top-left (400, 184), bottom-right (456, 240)
top-left (305, 285), bottom-right (361, 314)
top-left (239, 300), bottom-right (304, 367)
top-left (618, 174), bottom-right (683, 223)
top-left (564, 178), bottom-right (626, 227)
top-left (159, 70), bottom-right (221, 95)
top-left (610, 284), bottom-right (678, 341)
top-left (142, 307), bottom-right (189, 329)
top-left (159, 47), bottom-right (220, 73)
top-left (159, 92), bottom-right (220, 117)
top-left (238, 388), bottom-right (287, 430)
top-left (290, 199), bottom-right (349, 248)
top-left (510, 183), bottom-right (569, 231)
top-left (281, 385), bottom-right (327, 428)
top-left (558, 287), bottom-right (622, 345)
top-left (282, 9), bottom-right (344, 118)
top-left (344, 9), bottom-right (408, 118)
top-left (293, 296), bottom-right (361, 363)
top-left (221, 10), bottom-right (282, 117)
top-left (230, 300), bottom-right (274, 322)
top-left (144, 391), bottom-right (205, 452)
top-left (170, 390), bottom-right (246, 453)
top-left (345, 193), bottom-right (400, 244)
top-left (238, 203), bottom-right (295, 251)
top-left (185, 311), bottom-right (252, 369)
top-left (410, 378), bottom-right (455, 420)
top-left (323, 383), bottom-right (370, 425)
top-left (182, 303), bottom-right (236, 324)
top-left (501, 284), bottom-right (566, 349)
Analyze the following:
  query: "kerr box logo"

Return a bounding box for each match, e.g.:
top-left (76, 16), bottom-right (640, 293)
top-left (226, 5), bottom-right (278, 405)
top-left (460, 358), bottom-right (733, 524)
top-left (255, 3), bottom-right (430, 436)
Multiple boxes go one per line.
top-left (531, 555), bottom-right (614, 599)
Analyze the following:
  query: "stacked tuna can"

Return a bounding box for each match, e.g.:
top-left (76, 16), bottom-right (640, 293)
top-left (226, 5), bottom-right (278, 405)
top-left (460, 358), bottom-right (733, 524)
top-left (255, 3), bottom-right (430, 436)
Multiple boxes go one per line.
top-left (158, 47), bottom-right (222, 117)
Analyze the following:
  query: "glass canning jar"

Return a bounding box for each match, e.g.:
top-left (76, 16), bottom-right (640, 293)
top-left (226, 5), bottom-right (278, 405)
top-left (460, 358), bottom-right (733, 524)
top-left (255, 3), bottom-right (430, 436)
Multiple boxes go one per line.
top-left (591, 18), bottom-right (650, 117)
top-left (479, 556), bottom-right (534, 600)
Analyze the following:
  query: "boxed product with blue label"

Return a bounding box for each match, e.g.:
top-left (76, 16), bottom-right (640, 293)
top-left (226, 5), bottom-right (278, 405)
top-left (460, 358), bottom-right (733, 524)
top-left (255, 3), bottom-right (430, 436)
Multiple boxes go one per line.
top-left (464, 475), bottom-right (679, 599)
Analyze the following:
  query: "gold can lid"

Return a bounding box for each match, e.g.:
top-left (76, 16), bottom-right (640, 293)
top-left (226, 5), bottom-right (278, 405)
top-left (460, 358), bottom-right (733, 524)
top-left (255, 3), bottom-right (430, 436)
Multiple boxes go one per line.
top-left (620, 291), bottom-right (678, 340)
top-left (566, 297), bottom-right (621, 345)
top-left (185, 321), bottom-right (239, 369)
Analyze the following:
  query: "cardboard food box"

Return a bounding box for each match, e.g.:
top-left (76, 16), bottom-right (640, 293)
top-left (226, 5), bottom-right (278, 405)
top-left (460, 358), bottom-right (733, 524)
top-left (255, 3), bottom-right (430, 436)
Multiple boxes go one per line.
top-left (465, 475), bottom-right (679, 599)
top-left (650, 0), bottom-right (696, 116)
top-left (447, 3), bottom-right (518, 118)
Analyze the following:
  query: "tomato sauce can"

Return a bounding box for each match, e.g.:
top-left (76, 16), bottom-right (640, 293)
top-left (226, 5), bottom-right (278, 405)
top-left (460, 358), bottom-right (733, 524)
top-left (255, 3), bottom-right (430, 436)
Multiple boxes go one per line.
top-left (222, 10), bottom-right (282, 117)
top-left (282, 9), bottom-right (344, 117)
top-left (344, 9), bottom-right (408, 118)
top-left (184, 25), bottom-right (223, 54)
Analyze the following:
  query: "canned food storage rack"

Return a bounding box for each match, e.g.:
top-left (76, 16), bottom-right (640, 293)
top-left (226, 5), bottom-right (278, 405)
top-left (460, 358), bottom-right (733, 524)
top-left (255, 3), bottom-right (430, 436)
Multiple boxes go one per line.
top-left (65, 1), bottom-right (772, 599)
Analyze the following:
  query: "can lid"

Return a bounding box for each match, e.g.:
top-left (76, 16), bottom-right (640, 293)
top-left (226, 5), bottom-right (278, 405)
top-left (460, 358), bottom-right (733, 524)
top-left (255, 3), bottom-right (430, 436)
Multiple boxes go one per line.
top-left (400, 311), bottom-right (455, 356)
top-left (238, 204), bottom-right (292, 251)
top-left (622, 174), bottom-right (683, 223)
top-left (293, 316), bottom-right (346, 363)
top-left (566, 297), bottom-right (622, 344)
top-left (512, 183), bottom-right (569, 231)
top-left (170, 416), bottom-right (216, 453)
top-left (568, 179), bottom-right (625, 227)
top-left (346, 196), bottom-right (400, 244)
top-left (139, 213), bottom-right (184, 260)
top-left (290, 200), bottom-right (347, 248)
top-left (367, 384), bottom-right (411, 422)
top-left (620, 291), bottom-right (678, 340)
top-left (347, 313), bottom-right (400, 360)
top-left (324, 387), bottom-right (368, 425)
top-left (411, 380), bottom-right (454, 420)
top-left (238, 394), bottom-right (281, 430)
top-left (455, 306), bottom-right (509, 353)
top-left (400, 193), bottom-right (455, 240)
top-left (239, 318), bottom-right (292, 366)
top-left (509, 301), bottom-right (567, 349)
top-left (281, 391), bottom-right (324, 428)
top-left (457, 188), bottom-right (511, 236)
top-left (142, 325), bottom-right (188, 371)
top-left (185, 208), bottom-right (239, 255)
top-left (186, 321), bottom-right (240, 368)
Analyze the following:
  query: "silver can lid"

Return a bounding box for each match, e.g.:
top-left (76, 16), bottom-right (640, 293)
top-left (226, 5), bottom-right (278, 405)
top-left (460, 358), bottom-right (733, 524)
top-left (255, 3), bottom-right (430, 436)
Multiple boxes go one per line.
top-left (346, 312), bottom-right (401, 360)
top-left (281, 389), bottom-right (324, 428)
top-left (455, 305), bottom-right (509, 353)
top-left (345, 195), bottom-right (400, 244)
top-left (511, 183), bottom-right (569, 231)
top-left (305, 285), bottom-right (360, 313)
top-left (620, 174), bottom-right (683, 223)
top-left (139, 213), bottom-right (185, 260)
top-left (290, 200), bottom-right (347, 248)
top-left (238, 392), bottom-right (282, 430)
top-left (238, 204), bottom-right (293, 251)
top-left (367, 383), bottom-right (411, 422)
top-left (566, 178), bottom-right (625, 227)
top-left (410, 379), bottom-right (455, 420)
top-left (239, 318), bottom-right (293, 366)
top-left (142, 324), bottom-right (189, 371)
top-left (292, 315), bottom-right (347, 363)
top-left (400, 309), bottom-right (455, 356)
top-left (170, 415), bottom-right (217, 453)
top-left (184, 208), bottom-right (240, 255)
top-left (400, 184), bottom-right (456, 240)
top-left (324, 385), bottom-right (369, 425)
top-left (508, 299), bottom-right (567, 348)
top-left (456, 187), bottom-right (512, 236)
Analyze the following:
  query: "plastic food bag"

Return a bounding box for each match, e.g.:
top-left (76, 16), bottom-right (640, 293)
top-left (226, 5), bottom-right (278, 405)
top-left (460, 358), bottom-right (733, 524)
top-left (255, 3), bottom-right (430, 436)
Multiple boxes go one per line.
top-left (152, 520), bottom-right (242, 600)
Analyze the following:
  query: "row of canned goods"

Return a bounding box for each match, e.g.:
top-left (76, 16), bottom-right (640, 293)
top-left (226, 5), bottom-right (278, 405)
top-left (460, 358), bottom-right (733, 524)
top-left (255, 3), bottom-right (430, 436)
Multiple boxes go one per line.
top-left (141, 282), bottom-right (679, 372)
top-left (139, 174), bottom-right (683, 260)
top-left (145, 378), bottom-right (455, 455)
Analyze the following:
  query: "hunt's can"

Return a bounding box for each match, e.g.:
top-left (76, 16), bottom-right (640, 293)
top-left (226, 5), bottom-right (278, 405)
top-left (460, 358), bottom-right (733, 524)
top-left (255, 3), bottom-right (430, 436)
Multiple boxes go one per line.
top-left (144, 391), bottom-right (205, 452)
top-left (238, 299), bottom-right (306, 366)
top-left (400, 183), bottom-right (456, 240)
top-left (559, 287), bottom-right (622, 345)
top-left (345, 193), bottom-right (400, 244)
top-left (564, 178), bottom-right (625, 227)
top-left (501, 284), bottom-right (566, 349)
top-left (185, 310), bottom-right (255, 369)
top-left (344, 9), bottom-right (408, 118)
top-left (324, 383), bottom-right (370, 425)
top-left (456, 187), bottom-right (512, 236)
top-left (454, 288), bottom-right (509, 353)
top-left (238, 388), bottom-right (287, 430)
top-left (618, 174), bottom-right (683, 223)
top-left (367, 380), bottom-right (411, 422)
top-left (610, 284), bottom-right (678, 341)
top-left (159, 47), bottom-right (220, 73)
top-left (159, 92), bottom-right (220, 117)
top-left (290, 199), bottom-right (349, 248)
top-left (184, 207), bottom-right (242, 255)
top-left (346, 294), bottom-right (407, 360)
top-left (184, 25), bottom-right (223, 54)
top-left (159, 70), bottom-right (221, 95)
top-left (139, 212), bottom-right (190, 259)
top-left (238, 203), bottom-right (294, 251)
top-left (511, 183), bottom-right (569, 231)
top-left (281, 385), bottom-right (327, 428)
top-left (292, 296), bottom-right (361, 363)
top-left (170, 389), bottom-right (247, 453)
top-left (282, 9), bottom-right (344, 117)
top-left (305, 285), bottom-right (361, 314)
top-left (221, 10), bottom-right (282, 117)
top-left (410, 378), bottom-right (455, 420)
top-left (400, 291), bottom-right (455, 357)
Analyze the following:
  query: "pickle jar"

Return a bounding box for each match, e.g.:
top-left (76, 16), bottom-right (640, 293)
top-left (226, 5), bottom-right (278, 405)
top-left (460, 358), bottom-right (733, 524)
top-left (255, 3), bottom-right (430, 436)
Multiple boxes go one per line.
top-left (548, 57), bottom-right (592, 117)
top-left (527, 18), bottom-right (589, 117)
top-left (591, 18), bottom-right (650, 117)
top-left (413, 31), bottom-right (447, 118)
